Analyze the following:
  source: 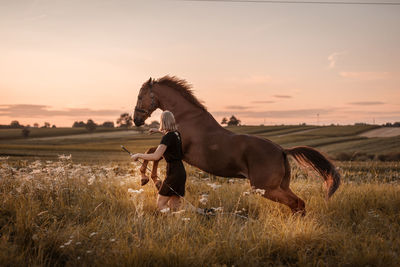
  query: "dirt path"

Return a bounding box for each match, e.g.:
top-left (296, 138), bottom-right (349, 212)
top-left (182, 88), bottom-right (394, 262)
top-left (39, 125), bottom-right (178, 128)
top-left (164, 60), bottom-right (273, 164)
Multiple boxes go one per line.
top-left (360, 127), bottom-right (400, 138)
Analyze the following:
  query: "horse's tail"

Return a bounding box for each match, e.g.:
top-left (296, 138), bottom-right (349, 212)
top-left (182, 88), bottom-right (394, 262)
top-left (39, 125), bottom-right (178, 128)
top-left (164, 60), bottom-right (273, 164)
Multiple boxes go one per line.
top-left (284, 146), bottom-right (341, 199)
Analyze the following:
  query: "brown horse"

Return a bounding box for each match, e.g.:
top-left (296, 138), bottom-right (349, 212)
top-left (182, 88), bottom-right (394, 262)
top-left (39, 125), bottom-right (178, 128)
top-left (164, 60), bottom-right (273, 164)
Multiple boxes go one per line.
top-left (133, 76), bottom-right (340, 215)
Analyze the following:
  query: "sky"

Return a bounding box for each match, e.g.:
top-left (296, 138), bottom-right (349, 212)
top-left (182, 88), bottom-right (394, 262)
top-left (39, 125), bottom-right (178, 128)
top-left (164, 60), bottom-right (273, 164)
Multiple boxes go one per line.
top-left (1, 0), bottom-right (399, 127)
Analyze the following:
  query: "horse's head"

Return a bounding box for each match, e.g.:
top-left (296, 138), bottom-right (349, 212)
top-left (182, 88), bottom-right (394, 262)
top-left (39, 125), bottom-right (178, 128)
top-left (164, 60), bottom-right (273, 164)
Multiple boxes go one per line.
top-left (133, 77), bottom-right (159, 126)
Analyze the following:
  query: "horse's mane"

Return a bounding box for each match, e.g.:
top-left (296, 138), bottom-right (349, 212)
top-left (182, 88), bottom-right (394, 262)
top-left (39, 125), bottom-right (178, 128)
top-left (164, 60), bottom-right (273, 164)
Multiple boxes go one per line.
top-left (154, 76), bottom-right (207, 111)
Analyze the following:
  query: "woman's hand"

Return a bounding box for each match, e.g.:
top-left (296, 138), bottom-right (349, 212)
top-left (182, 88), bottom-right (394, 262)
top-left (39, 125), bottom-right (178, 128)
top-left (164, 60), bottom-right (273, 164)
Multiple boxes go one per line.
top-left (148, 128), bottom-right (159, 135)
top-left (131, 153), bottom-right (140, 161)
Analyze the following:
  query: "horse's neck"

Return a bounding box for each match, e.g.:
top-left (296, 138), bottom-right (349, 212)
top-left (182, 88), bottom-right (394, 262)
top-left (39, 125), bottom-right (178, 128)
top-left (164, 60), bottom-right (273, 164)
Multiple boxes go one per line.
top-left (155, 86), bottom-right (222, 134)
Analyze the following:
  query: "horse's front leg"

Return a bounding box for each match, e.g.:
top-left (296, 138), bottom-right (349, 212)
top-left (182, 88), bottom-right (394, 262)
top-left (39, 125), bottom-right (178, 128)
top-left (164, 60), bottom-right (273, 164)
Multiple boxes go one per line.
top-left (151, 158), bottom-right (162, 190)
top-left (139, 147), bottom-right (162, 190)
top-left (139, 147), bottom-right (157, 186)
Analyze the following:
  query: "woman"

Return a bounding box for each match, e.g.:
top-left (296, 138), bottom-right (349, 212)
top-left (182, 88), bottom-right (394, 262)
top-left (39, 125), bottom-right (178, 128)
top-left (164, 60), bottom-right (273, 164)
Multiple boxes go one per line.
top-left (131, 110), bottom-right (187, 211)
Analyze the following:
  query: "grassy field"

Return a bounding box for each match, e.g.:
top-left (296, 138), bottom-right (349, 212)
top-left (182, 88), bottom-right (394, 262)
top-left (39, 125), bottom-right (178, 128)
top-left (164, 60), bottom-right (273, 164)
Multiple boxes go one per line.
top-left (0, 157), bottom-right (399, 266)
top-left (0, 125), bottom-right (399, 266)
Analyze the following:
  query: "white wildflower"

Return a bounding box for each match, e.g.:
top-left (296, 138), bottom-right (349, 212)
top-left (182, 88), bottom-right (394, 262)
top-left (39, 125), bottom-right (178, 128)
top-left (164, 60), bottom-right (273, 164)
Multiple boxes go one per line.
top-left (60, 245), bottom-right (65, 248)
top-left (160, 207), bottom-right (170, 213)
top-left (89, 232), bottom-right (97, 237)
top-left (212, 207), bottom-right (224, 212)
top-left (76, 242), bottom-right (82, 245)
top-left (110, 238), bottom-right (116, 242)
top-left (64, 239), bottom-right (72, 246)
top-left (242, 191), bottom-right (250, 196)
top-left (32, 234), bottom-right (38, 241)
top-left (128, 188), bottom-right (144, 194)
top-left (77, 256), bottom-right (81, 260)
top-left (30, 169), bottom-right (41, 174)
top-left (199, 194), bottom-right (208, 205)
top-left (228, 179), bottom-right (235, 183)
top-left (0, 156), bottom-right (9, 160)
top-left (58, 154), bottom-right (72, 160)
top-left (255, 188), bottom-right (266, 195)
top-left (182, 217), bottom-right (190, 221)
top-left (207, 183), bottom-right (221, 190)
top-left (172, 210), bottom-right (185, 215)
top-left (86, 250), bottom-right (92, 254)
top-left (88, 175), bottom-right (95, 185)
top-left (54, 166), bottom-right (65, 174)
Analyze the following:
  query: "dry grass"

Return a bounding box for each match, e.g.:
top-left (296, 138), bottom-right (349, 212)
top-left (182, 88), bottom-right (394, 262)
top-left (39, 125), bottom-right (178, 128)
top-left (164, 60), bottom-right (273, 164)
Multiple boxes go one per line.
top-left (0, 157), bottom-right (399, 266)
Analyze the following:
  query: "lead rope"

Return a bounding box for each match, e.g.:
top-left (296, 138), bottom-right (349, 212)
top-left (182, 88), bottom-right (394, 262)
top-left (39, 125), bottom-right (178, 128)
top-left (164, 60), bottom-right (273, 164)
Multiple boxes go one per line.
top-left (121, 145), bottom-right (248, 220)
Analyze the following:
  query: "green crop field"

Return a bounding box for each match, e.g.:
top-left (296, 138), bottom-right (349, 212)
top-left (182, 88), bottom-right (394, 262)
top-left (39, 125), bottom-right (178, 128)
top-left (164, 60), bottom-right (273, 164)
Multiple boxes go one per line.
top-left (0, 125), bottom-right (398, 162)
top-left (0, 125), bottom-right (399, 266)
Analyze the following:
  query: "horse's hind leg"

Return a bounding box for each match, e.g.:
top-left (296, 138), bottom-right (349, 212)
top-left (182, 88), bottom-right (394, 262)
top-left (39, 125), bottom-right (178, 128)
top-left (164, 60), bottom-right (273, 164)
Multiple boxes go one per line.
top-left (139, 146), bottom-right (157, 186)
top-left (262, 187), bottom-right (306, 216)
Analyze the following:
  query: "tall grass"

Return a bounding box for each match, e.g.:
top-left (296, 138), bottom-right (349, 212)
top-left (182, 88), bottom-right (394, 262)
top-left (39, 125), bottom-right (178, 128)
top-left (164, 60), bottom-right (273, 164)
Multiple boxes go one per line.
top-left (0, 158), bottom-right (399, 266)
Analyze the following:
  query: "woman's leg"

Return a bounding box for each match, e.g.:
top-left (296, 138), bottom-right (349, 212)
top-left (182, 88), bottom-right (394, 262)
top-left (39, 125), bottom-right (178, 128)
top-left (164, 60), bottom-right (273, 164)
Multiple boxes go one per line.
top-left (168, 195), bottom-right (181, 211)
top-left (157, 194), bottom-right (170, 211)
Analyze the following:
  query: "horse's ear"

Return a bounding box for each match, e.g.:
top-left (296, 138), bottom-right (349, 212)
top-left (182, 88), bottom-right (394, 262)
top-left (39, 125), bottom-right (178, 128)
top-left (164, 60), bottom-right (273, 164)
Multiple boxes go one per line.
top-left (148, 77), bottom-right (153, 87)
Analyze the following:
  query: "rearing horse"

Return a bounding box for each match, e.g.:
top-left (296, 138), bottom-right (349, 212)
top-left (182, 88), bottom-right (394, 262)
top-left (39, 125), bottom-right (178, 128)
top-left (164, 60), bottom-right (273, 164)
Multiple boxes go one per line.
top-left (133, 76), bottom-right (340, 215)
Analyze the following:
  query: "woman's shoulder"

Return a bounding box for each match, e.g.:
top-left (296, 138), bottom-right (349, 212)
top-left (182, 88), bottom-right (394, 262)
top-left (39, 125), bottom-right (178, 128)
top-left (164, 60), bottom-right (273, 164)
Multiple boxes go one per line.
top-left (165, 130), bottom-right (180, 135)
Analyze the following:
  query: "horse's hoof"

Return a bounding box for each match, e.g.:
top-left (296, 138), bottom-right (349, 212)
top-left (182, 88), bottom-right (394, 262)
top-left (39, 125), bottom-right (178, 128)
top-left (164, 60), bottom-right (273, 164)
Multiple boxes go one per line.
top-left (141, 177), bottom-right (150, 186)
top-left (292, 209), bottom-right (306, 217)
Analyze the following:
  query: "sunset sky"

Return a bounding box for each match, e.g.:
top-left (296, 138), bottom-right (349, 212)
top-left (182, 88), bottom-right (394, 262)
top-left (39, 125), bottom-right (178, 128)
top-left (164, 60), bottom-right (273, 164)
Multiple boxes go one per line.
top-left (1, 0), bottom-right (399, 127)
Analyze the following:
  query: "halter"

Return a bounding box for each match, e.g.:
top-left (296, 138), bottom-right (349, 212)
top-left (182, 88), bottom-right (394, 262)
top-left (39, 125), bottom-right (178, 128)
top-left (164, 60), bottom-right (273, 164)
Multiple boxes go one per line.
top-left (134, 83), bottom-right (157, 117)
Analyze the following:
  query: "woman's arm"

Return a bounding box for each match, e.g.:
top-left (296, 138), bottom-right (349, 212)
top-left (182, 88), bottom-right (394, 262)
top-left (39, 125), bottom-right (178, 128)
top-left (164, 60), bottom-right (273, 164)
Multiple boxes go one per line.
top-left (131, 144), bottom-right (167, 161)
top-left (149, 128), bottom-right (162, 134)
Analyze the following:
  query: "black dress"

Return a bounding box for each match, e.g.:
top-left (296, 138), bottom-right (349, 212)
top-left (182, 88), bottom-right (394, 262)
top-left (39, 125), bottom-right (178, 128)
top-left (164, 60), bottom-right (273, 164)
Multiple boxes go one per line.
top-left (158, 131), bottom-right (187, 197)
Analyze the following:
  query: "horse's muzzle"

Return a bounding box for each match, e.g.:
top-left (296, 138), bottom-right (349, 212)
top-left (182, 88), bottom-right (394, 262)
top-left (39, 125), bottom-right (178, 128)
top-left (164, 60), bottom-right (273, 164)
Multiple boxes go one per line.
top-left (134, 118), bottom-right (145, 126)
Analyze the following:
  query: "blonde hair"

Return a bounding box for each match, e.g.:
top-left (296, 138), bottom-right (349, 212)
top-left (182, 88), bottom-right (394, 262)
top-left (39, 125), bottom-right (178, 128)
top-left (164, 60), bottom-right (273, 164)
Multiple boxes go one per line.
top-left (159, 110), bottom-right (178, 132)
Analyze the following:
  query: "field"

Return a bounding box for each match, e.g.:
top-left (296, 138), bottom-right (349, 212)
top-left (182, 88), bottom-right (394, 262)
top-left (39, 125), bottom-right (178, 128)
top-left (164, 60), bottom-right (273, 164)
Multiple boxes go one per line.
top-left (0, 125), bottom-right (399, 266)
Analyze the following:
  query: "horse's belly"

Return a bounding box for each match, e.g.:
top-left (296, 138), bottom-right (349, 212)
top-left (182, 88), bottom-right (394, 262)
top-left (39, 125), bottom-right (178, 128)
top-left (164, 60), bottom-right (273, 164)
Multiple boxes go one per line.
top-left (183, 150), bottom-right (247, 178)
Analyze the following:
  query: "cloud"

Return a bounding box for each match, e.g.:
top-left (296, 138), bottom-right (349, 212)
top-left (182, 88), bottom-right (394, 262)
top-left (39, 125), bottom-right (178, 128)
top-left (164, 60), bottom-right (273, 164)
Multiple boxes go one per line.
top-left (224, 105), bottom-right (251, 110)
top-left (212, 108), bottom-right (333, 119)
top-left (273, 95), bottom-right (292, 99)
top-left (328, 52), bottom-right (345, 69)
top-left (0, 104), bottom-right (123, 118)
top-left (348, 101), bottom-right (385, 106)
top-left (339, 72), bottom-right (391, 80)
top-left (251, 100), bottom-right (275, 104)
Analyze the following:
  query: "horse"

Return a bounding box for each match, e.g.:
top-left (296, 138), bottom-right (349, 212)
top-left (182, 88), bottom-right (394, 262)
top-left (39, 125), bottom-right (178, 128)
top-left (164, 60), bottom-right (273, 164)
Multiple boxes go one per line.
top-left (133, 76), bottom-right (340, 215)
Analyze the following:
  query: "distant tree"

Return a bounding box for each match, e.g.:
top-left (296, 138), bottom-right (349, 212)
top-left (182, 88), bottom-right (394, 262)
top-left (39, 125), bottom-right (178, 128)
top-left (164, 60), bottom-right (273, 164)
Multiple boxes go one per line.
top-left (22, 127), bottom-right (30, 138)
top-left (227, 115), bottom-right (241, 126)
top-left (73, 121), bottom-right (86, 128)
top-left (85, 119), bottom-right (97, 132)
top-left (102, 121), bottom-right (115, 128)
top-left (117, 113), bottom-right (133, 128)
top-left (394, 122), bottom-right (400, 127)
top-left (52, 125), bottom-right (56, 128)
top-left (33, 123), bottom-right (39, 128)
top-left (10, 120), bottom-right (22, 129)
top-left (42, 122), bottom-right (51, 128)
top-left (221, 117), bottom-right (228, 125)
top-left (148, 120), bottom-right (160, 129)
